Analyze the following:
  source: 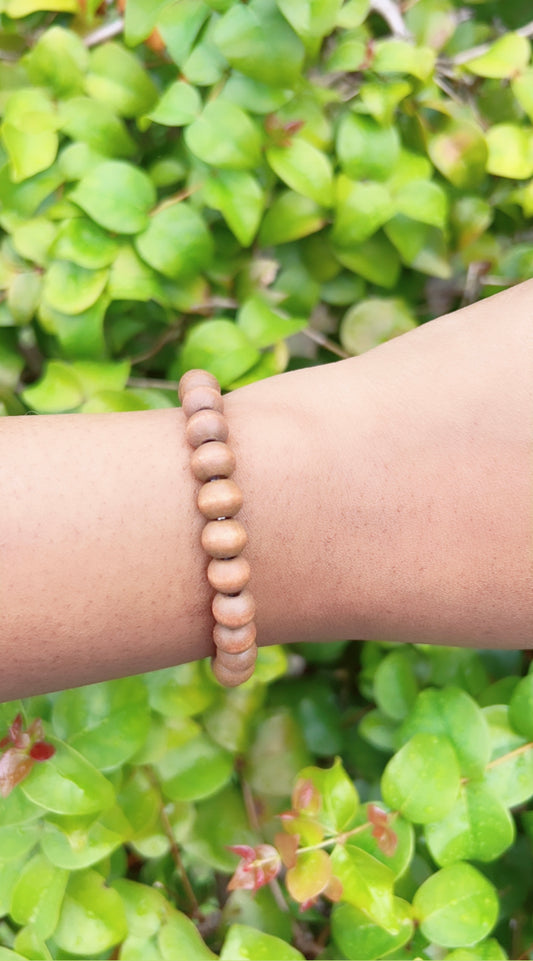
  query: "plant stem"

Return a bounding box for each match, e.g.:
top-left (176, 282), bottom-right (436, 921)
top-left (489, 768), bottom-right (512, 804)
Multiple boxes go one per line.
top-left (84, 17), bottom-right (124, 47)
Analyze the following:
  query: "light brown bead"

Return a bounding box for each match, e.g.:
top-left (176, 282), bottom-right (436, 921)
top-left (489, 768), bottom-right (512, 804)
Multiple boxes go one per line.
top-left (181, 385), bottom-right (224, 419)
top-left (178, 369), bottom-right (220, 404)
top-left (212, 589), bottom-right (256, 628)
top-left (185, 409), bottom-right (229, 449)
top-left (198, 479), bottom-right (243, 521)
top-left (201, 519), bottom-right (247, 559)
top-left (208, 555), bottom-right (250, 594)
top-left (212, 645), bottom-right (257, 687)
top-left (213, 620), bottom-right (256, 653)
top-left (190, 442), bottom-right (236, 482)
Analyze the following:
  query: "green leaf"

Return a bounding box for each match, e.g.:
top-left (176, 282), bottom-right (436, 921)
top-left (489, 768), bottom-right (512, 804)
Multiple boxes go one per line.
top-left (259, 190), bottom-right (325, 245)
top-left (157, 1), bottom-right (210, 66)
top-left (42, 807), bottom-right (129, 870)
top-left (157, 732), bottom-right (234, 802)
top-left (9, 853), bottom-right (68, 938)
top-left (286, 849), bottom-right (331, 902)
top-left (135, 202), bottom-right (212, 280)
top-left (385, 216), bottom-right (451, 278)
top-left (146, 80), bottom-right (202, 126)
top-left (54, 869), bottom-right (128, 956)
top-left (425, 782), bottom-right (515, 866)
top-left (204, 685), bottom-right (264, 754)
top-left (237, 295), bottom-right (306, 348)
top-left (332, 176), bottom-right (395, 246)
top-left (429, 123), bottom-right (487, 188)
top-left (347, 806), bottom-right (414, 879)
top-left (108, 245), bottom-right (163, 302)
top-left (213, 1), bottom-right (305, 87)
top-left (512, 68), bottom-right (533, 124)
top-left (336, 114), bottom-right (400, 181)
top-left (372, 39), bottom-right (436, 79)
top-left (340, 297), bottom-right (416, 355)
top-left (332, 897), bottom-right (413, 961)
top-left (122, 0), bottom-right (172, 45)
top-left (509, 674), bottom-right (533, 739)
top-left (23, 26), bottom-right (88, 97)
top-left (52, 218), bottom-right (119, 269)
top-left (2, 89), bottom-right (59, 182)
top-left (413, 862), bottom-right (499, 948)
top-left (42, 261), bottom-right (108, 315)
top-left (59, 97), bottom-right (135, 157)
top-left (246, 710), bottom-right (310, 797)
top-left (145, 663), bottom-right (217, 718)
top-left (267, 139), bottom-right (333, 206)
top-left (188, 784), bottom-right (258, 872)
top-left (296, 758), bottom-right (359, 833)
top-left (51, 678), bottom-right (150, 771)
top-left (113, 879), bottom-right (170, 940)
top-left (71, 161), bottom-right (156, 234)
top-left (220, 924), bottom-right (305, 961)
top-left (203, 170), bottom-right (264, 246)
top-left (330, 845), bottom-right (396, 927)
top-left (381, 733), bottom-right (461, 823)
top-left (4, 0), bottom-right (76, 12)
top-left (358, 79), bottom-right (412, 125)
top-left (182, 27), bottom-right (228, 87)
top-left (159, 910), bottom-right (217, 960)
top-left (7, 271), bottom-right (42, 324)
top-left (486, 124), bottom-right (533, 179)
top-left (394, 179), bottom-right (448, 227)
top-left (21, 360), bottom-right (84, 412)
top-left (482, 705), bottom-right (533, 807)
top-left (11, 217), bottom-right (56, 266)
top-left (334, 233), bottom-right (401, 288)
top-left (223, 73), bottom-right (294, 114)
top-left (444, 938), bottom-right (508, 960)
top-left (21, 738), bottom-right (115, 815)
top-left (86, 42), bottom-right (158, 118)
top-left (37, 296), bottom-right (108, 359)
top-left (399, 687), bottom-right (491, 779)
top-left (185, 99), bottom-right (262, 170)
top-left (464, 33), bottom-right (530, 79)
top-left (0, 822), bottom-right (40, 862)
top-left (180, 319), bottom-right (260, 388)
top-left (373, 649), bottom-right (419, 721)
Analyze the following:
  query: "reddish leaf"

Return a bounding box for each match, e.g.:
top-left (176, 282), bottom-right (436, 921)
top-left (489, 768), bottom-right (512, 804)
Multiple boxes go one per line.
top-left (30, 741), bottom-right (55, 761)
top-left (286, 849), bottom-right (332, 905)
top-left (324, 875), bottom-right (343, 902)
top-left (227, 843), bottom-right (281, 893)
top-left (275, 831), bottom-right (299, 869)
top-left (0, 749), bottom-right (34, 797)
top-left (368, 804), bottom-right (398, 856)
top-left (292, 778), bottom-right (321, 816)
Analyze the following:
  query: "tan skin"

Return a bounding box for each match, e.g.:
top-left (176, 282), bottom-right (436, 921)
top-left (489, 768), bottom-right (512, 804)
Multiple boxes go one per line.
top-left (0, 279), bottom-right (531, 700)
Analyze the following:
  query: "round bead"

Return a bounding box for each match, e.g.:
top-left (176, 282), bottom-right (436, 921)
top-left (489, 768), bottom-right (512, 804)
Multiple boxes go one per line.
top-left (181, 385), bottom-right (224, 419)
top-left (213, 620), bottom-right (256, 653)
top-left (212, 646), bottom-right (257, 687)
top-left (186, 409), bottom-right (229, 449)
top-left (201, 519), bottom-right (247, 559)
top-left (198, 479), bottom-right (243, 521)
top-left (178, 369), bottom-right (220, 404)
top-left (212, 589), bottom-right (256, 628)
top-left (208, 555), bottom-right (250, 594)
top-left (190, 442), bottom-right (236, 482)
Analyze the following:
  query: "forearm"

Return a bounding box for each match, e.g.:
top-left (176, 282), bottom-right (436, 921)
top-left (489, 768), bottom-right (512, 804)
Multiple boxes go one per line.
top-left (0, 280), bottom-right (531, 699)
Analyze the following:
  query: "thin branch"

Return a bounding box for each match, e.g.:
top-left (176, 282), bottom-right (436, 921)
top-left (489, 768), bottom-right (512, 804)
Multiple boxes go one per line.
top-left (485, 741), bottom-right (533, 770)
top-left (84, 16), bottom-right (124, 48)
top-left (302, 327), bottom-right (351, 359)
top-left (370, 0), bottom-right (411, 40)
top-left (444, 19), bottom-right (533, 66)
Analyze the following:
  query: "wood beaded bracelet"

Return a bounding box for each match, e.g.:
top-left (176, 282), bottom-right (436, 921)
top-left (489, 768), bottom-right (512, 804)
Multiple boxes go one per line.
top-left (178, 369), bottom-right (257, 687)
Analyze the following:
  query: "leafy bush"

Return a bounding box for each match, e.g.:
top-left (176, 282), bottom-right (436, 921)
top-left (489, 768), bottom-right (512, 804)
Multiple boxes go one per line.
top-left (1, 0), bottom-right (533, 958)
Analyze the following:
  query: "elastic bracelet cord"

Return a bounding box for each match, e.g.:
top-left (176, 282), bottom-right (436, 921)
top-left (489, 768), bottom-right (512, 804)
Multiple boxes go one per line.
top-left (178, 369), bottom-right (257, 687)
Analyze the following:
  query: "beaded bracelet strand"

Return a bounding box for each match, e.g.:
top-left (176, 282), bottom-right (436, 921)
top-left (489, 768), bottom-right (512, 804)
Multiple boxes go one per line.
top-left (178, 369), bottom-right (257, 687)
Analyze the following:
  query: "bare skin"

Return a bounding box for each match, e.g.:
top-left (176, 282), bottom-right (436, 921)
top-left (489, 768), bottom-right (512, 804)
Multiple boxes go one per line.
top-left (0, 280), bottom-right (531, 699)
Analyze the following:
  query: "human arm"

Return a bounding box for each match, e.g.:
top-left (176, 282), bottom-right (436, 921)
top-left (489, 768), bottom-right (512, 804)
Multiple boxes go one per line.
top-left (0, 279), bottom-right (531, 700)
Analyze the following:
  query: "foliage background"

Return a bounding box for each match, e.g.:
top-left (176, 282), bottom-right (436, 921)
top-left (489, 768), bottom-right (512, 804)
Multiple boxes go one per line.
top-left (1, 0), bottom-right (533, 958)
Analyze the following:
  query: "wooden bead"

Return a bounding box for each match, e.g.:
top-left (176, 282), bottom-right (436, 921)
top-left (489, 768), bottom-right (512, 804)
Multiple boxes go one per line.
top-left (198, 479), bottom-right (243, 520)
top-left (201, 519), bottom-right (247, 559)
top-left (181, 385), bottom-right (224, 419)
top-left (178, 369), bottom-right (220, 403)
top-left (186, 409), bottom-right (229, 448)
top-left (190, 442), bottom-right (236, 482)
top-left (212, 589), bottom-right (256, 628)
top-left (212, 645), bottom-right (257, 687)
top-left (213, 620), bottom-right (256, 653)
top-left (208, 555), bottom-right (250, 594)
